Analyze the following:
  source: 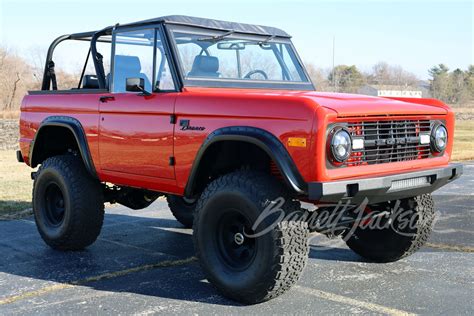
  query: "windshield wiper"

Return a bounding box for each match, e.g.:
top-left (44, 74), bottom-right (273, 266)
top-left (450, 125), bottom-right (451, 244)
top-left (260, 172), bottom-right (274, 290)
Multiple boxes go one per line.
top-left (197, 30), bottom-right (234, 42)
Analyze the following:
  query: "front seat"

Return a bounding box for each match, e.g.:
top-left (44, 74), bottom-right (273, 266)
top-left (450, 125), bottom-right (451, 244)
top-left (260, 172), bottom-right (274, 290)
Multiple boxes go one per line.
top-left (113, 55), bottom-right (152, 92)
top-left (188, 55), bottom-right (220, 78)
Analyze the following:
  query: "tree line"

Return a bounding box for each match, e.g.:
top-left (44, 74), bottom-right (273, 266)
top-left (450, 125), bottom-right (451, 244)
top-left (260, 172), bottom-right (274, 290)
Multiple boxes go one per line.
top-left (307, 61), bottom-right (474, 104)
top-left (1, 46), bottom-right (472, 116)
top-left (429, 64), bottom-right (474, 104)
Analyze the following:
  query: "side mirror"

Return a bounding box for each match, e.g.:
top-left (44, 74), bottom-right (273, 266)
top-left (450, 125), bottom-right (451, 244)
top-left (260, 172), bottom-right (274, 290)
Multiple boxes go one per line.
top-left (125, 77), bottom-right (152, 96)
top-left (126, 77), bottom-right (145, 92)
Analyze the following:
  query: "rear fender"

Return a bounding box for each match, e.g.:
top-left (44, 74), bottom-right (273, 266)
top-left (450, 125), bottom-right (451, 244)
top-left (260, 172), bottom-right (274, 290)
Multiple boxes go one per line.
top-left (30, 116), bottom-right (97, 178)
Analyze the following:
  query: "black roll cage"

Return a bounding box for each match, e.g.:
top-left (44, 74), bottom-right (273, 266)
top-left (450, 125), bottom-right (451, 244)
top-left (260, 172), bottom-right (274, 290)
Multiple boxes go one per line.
top-left (41, 27), bottom-right (114, 91)
top-left (40, 22), bottom-right (183, 92)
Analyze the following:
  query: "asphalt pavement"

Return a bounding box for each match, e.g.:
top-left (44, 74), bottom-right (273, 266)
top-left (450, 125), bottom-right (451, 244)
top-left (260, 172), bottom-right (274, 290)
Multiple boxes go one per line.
top-left (0, 163), bottom-right (472, 315)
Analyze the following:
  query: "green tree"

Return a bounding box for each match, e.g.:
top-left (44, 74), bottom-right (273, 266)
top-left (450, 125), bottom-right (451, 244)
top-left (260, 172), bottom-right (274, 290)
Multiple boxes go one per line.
top-left (429, 64), bottom-right (449, 77)
top-left (328, 65), bottom-right (365, 93)
top-left (451, 68), bottom-right (469, 103)
top-left (429, 64), bottom-right (450, 102)
top-left (429, 64), bottom-right (474, 104)
top-left (465, 65), bottom-right (474, 99)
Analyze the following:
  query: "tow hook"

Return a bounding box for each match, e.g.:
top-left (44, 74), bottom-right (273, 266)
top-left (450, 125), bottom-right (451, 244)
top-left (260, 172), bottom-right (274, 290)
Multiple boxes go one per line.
top-left (31, 172), bottom-right (37, 180)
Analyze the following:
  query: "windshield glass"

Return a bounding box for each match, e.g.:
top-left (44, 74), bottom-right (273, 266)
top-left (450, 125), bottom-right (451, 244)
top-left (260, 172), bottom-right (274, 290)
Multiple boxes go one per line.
top-left (169, 26), bottom-right (313, 90)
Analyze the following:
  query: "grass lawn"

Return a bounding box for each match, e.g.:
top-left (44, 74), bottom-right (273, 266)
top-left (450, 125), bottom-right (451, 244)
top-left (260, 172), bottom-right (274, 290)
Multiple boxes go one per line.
top-left (0, 150), bottom-right (34, 215)
top-left (452, 120), bottom-right (474, 161)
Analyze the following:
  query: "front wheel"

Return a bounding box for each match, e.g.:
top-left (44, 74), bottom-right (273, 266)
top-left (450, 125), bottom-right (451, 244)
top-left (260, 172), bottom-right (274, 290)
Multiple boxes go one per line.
top-left (345, 194), bottom-right (435, 262)
top-left (193, 171), bottom-right (309, 304)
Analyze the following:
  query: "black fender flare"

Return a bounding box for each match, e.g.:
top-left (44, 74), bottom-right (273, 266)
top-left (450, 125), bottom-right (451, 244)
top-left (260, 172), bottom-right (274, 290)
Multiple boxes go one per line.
top-left (30, 116), bottom-right (98, 178)
top-left (184, 126), bottom-right (307, 197)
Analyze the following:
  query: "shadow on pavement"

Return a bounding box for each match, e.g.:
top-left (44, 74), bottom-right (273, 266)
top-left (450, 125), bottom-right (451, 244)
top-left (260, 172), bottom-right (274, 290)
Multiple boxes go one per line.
top-left (309, 245), bottom-right (363, 262)
top-left (0, 213), bottom-right (241, 305)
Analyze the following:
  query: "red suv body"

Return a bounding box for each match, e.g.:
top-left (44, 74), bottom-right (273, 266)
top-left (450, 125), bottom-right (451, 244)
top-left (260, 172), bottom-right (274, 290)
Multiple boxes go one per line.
top-left (19, 87), bottom-right (460, 203)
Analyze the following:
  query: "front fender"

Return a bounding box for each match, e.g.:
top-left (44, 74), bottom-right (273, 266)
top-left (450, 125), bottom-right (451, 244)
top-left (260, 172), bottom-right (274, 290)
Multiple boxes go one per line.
top-left (184, 126), bottom-right (307, 197)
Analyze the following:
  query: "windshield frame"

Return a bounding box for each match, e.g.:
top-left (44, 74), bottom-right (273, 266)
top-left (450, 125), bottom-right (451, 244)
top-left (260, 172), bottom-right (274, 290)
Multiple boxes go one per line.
top-left (166, 25), bottom-right (315, 91)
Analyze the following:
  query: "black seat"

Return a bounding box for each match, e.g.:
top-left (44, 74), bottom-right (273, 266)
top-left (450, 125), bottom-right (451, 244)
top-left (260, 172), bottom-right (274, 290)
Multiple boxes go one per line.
top-left (188, 55), bottom-right (220, 78)
top-left (113, 55), bottom-right (151, 92)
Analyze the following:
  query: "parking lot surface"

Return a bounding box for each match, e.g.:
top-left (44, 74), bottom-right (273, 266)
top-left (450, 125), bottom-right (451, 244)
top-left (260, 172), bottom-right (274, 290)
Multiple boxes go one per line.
top-left (0, 163), bottom-right (472, 315)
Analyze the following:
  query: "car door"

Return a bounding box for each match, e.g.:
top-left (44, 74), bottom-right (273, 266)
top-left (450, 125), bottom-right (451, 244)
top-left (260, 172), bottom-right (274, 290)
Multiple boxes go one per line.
top-left (99, 27), bottom-right (177, 179)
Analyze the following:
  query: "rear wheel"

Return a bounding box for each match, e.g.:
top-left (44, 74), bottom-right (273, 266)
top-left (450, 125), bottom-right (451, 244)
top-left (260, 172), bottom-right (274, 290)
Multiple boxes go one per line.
top-left (33, 155), bottom-right (104, 251)
top-left (193, 171), bottom-right (309, 304)
top-left (345, 194), bottom-right (435, 262)
top-left (167, 195), bottom-right (196, 228)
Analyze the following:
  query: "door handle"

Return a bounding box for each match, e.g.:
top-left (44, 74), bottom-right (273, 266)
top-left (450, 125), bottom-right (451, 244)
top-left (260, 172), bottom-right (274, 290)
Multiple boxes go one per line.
top-left (99, 96), bottom-right (115, 103)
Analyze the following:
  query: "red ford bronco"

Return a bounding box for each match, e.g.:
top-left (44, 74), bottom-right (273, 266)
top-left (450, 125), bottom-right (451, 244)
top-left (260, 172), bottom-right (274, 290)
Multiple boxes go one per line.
top-left (18, 16), bottom-right (462, 304)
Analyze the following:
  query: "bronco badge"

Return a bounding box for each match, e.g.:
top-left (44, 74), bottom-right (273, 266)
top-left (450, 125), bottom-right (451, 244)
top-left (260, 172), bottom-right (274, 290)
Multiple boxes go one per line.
top-left (180, 119), bottom-right (205, 131)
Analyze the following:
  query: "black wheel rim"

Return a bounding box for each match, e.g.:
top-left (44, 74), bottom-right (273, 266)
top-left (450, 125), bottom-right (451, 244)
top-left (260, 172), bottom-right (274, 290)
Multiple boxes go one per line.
top-left (43, 182), bottom-right (66, 227)
top-left (216, 209), bottom-right (256, 271)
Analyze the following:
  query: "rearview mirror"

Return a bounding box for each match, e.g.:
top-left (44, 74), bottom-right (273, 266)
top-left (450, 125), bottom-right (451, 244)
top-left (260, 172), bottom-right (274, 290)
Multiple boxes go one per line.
top-left (217, 42), bottom-right (245, 50)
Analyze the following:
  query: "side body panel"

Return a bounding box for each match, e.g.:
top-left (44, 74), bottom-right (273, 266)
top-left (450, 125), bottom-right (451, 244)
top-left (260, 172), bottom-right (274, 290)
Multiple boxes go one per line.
top-left (95, 92), bottom-right (179, 194)
top-left (20, 93), bottom-right (102, 169)
top-left (20, 92), bottom-right (181, 195)
top-left (98, 93), bottom-right (176, 180)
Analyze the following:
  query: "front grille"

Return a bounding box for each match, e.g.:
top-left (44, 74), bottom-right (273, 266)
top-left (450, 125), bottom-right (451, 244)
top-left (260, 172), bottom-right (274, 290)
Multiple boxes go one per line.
top-left (345, 120), bottom-right (431, 166)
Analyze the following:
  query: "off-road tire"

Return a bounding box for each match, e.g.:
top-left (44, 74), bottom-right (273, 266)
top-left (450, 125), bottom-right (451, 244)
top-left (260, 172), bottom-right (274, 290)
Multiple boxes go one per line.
top-left (33, 154), bottom-right (104, 250)
top-left (193, 170), bottom-right (309, 304)
top-left (345, 194), bottom-right (435, 262)
top-left (167, 195), bottom-right (196, 228)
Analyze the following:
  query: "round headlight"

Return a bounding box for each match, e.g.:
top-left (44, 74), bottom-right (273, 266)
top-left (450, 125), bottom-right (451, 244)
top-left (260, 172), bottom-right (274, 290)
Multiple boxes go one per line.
top-left (330, 128), bottom-right (352, 162)
top-left (431, 124), bottom-right (448, 152)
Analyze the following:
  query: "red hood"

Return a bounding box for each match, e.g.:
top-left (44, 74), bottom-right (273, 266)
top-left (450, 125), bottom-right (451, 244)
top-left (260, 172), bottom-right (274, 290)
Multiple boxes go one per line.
top-left (301, 92), bottom-right (447, 117)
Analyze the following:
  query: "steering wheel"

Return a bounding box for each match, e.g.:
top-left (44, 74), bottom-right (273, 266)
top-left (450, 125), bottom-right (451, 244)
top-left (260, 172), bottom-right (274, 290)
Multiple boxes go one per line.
top-left (244, 70), bottom-right (268, 80)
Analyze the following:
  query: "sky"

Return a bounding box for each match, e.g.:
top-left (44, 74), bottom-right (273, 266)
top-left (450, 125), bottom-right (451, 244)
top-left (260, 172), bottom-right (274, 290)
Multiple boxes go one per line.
top-left (0, 0), bottom-right (472, 79)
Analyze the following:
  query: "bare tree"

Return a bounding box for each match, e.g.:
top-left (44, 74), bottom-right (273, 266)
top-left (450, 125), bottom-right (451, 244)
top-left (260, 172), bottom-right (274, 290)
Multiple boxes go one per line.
top-left (28, 45), bottom-right (47, 87)
top-left (6, 73), bottom-right (21, 111)
top-left (0, 47), bottom-right (36, 113)
top-left (304, 63), bottom-right (332, 91)
top-left (368, 61), bottom-right (418, 87)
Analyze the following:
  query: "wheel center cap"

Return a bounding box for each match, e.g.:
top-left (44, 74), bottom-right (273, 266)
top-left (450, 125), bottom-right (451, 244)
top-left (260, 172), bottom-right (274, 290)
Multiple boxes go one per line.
top-left (234, 232), bottom-right (245, 245)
